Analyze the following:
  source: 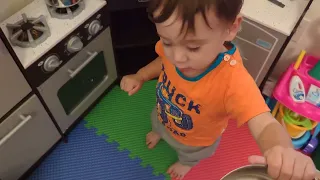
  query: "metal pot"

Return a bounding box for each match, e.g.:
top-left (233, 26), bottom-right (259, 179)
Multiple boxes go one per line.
top-left (221, 165), bottom-right (272, 180)
top-left (45, 0), bottom-right (81, 8)
top-left (221, 164), bottom-right (320, 180)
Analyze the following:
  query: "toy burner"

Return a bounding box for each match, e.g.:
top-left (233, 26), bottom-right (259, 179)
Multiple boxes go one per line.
top-left (47, 1), bottom-right (85, 19)
top-left (6, 14), bottom-right (50, 48)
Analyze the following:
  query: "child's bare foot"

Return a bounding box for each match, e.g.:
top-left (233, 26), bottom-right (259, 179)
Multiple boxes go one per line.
top-left (167, 162), bottom-right (192, 180)
top-left (146, 131), bottom-right (161, 149)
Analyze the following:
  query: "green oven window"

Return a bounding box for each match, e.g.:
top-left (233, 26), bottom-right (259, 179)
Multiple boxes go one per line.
top-left (57, 52), bottom-right (108, 115)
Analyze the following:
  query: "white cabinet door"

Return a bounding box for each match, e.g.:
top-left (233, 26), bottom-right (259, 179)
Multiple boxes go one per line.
top-left (0, 95), bottom-right (61, 180)
top-left (233, 37), bottom-right (270, 80)
top-left (0, 39), bottom-right (31, 119)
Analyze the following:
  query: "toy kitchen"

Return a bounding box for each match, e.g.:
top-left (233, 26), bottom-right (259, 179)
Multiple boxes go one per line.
top-left (1, 0), bottom-right (117, 132)
top-left (0, 0), bottom-right (117, 179)
top-left (0, 0), bottom-right (313, 179)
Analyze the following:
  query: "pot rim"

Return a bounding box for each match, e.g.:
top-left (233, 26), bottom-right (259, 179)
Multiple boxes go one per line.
top-left (220, 164), bottom-right (269, 180)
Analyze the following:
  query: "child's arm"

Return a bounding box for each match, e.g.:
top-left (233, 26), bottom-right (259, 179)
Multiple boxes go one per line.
top-left (247, 112), bottom-right (292, 152)
top-left (247, 113), bottom-right (315, 179)
top-left (137, 57), bottom-right (162, 82)
top-left (224, 65), bottom-right (315, 179)
top-left (120, 57), bottom-right (162, 95)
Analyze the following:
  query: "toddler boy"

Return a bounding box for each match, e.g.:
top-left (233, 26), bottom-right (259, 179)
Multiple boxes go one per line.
top-left (120, 0), bottom-right (316, 179)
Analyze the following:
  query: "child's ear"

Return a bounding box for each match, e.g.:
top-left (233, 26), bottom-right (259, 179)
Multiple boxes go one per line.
top-left (225, 15), bottom-right (243, 41)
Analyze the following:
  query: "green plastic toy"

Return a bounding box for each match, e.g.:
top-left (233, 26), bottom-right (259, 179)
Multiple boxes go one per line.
top-left (309, 60), bottom-right (320, 80)
top-left (283, 108), bottom-right (313, 129)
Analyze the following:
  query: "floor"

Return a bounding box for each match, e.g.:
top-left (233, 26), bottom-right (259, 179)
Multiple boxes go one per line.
top-left (28, 80), bottom-right (263, 180)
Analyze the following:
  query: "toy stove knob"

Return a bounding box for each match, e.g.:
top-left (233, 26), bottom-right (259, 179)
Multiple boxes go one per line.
top-left (43, 55), bottom-right (61, 72)
top-left (67, 36), bottom-right (83, 53)
top-left (88, 20), bottom-right (101, 36)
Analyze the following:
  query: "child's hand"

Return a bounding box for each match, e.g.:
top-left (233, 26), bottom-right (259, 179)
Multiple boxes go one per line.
top-left (248, 146), bottom-right (316, 180)
top-left (120, 74), bottom-right (144, 96)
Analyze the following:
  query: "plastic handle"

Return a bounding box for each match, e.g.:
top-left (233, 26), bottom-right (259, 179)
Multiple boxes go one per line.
top-left (68, 51), bottom-right (98, 78)
top-left (0, 115), bottom-right (32, 146)
top-left (293, 50), bottom-right (306, 70)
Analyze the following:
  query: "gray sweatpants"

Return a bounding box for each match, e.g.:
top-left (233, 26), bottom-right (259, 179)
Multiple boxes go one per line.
top-left (151, 106), bottom-right (221, 166)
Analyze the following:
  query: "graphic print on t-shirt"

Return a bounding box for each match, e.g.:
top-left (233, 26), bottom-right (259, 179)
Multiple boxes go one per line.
top-left (156, 65), bottom-right (202, 138)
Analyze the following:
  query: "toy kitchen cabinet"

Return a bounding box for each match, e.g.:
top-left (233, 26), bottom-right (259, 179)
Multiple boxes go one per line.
top-left (0, 38), bottom-right (61, 180)
top-left (108, 0), bottom-right (310, 86)
top-left (233, 18), bottom-right (287, 86)
top-left (109, 7), bottom-right (159, 76)
top-left (235, 0), bottom-right (311, 86)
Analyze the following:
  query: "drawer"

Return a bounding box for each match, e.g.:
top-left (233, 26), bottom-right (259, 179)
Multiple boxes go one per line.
top-left (108, 0), bottom-right (149, 11)
top-left (0, 40), bottom-right (31, 119)
top-left (0, 95), bottom-right (61, 180)
top-left (232, 37), bottom-right (270, 81)
top-left (237, 19), bottom-right (277, 51)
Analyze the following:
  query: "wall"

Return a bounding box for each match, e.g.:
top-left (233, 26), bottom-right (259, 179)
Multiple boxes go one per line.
top-left (0, 0), bottom-right (33, 22)
top-left (270, 0), bottom-right (320, 79)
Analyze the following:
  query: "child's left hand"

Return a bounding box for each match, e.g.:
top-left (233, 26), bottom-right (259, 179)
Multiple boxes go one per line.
top-left (248, 145), bottom-right (316, 180)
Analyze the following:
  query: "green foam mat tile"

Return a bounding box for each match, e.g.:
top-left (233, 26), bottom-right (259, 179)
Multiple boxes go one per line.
top-left (85, 80), bottom-right (177, 179)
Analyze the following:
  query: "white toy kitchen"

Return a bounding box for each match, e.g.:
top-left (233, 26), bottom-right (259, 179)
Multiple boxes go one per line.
top-left (0, 0), bottom-right (312, 179)
top-left (0, 0), bottom-right (117, 179)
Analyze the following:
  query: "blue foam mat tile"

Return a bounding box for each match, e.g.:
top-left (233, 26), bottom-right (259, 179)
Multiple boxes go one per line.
top-left (28, 120), bottom-right (165, 180)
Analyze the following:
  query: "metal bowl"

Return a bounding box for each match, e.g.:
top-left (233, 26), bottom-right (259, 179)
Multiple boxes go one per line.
top-left (221, 165), bottom-right (273, 180)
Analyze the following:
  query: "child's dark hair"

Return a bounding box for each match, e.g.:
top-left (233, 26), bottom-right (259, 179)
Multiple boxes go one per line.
top-left (148, 0), bottom-right (243, 33)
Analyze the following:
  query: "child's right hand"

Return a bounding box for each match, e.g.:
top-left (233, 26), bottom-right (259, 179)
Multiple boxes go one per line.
top-left (120, 74), bottom-right (144, 96)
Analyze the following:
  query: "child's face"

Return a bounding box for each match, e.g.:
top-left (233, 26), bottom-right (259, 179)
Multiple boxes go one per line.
top-left (155, 9), bottom-right (241, 78)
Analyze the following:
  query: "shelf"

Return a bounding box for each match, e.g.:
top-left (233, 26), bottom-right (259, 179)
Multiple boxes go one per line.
top-left (110, 8), bottom-right (159, 49)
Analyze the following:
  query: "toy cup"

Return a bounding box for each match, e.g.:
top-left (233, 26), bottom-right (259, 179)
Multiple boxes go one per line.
top-left (279, 105), bottom-right (317, 137)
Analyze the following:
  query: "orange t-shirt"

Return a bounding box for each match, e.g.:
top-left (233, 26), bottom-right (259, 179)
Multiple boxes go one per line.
top-left (155, 41), bottom-right (270, 147)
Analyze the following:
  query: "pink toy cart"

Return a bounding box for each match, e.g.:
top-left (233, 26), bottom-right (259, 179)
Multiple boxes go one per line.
top-left (273, 54), bottom-right (320, 122)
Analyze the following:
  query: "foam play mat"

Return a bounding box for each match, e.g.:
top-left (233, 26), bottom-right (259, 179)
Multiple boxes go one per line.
top-left (29, 80), bottom-right (261, 180)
